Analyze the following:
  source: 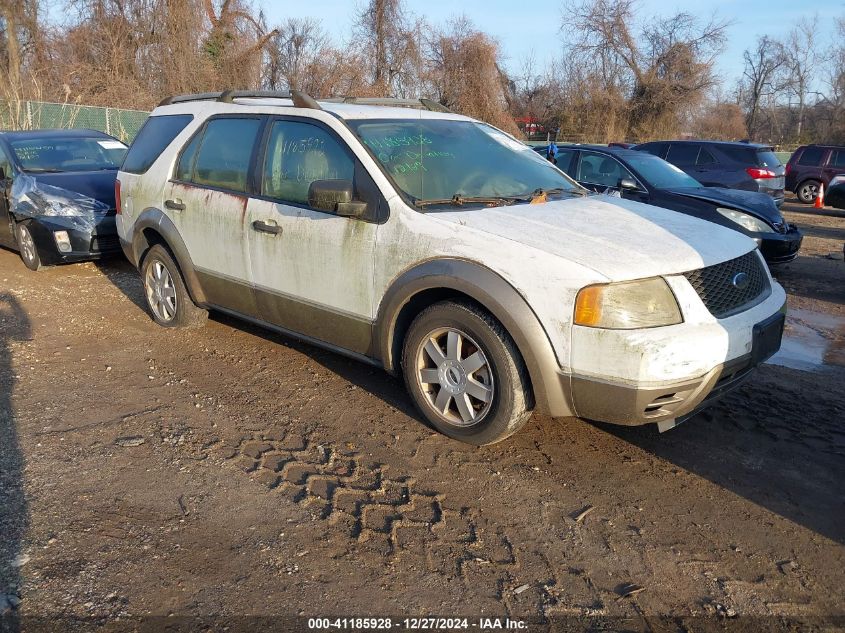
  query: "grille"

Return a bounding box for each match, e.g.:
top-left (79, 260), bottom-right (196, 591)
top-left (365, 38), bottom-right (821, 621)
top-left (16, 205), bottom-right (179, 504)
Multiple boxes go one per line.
top-left (91, 235), bottom-right (121, 252)
top-left (683, 251), bottom-right (769, 318)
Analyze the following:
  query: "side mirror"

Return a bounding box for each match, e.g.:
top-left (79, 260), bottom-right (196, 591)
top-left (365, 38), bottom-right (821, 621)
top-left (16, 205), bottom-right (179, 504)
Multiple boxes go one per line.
top-left (308, 179), bottom-right (368, 218)
top-left (618, 177), bottom-right (638, 191)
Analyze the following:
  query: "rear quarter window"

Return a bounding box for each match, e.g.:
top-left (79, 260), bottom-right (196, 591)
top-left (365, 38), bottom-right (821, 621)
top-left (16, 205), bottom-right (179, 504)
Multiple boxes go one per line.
top-left (718, 145), bottom-right (757, 164)
top-left (122, 114), bottom-right (193, 174)
top-left (797, 146), bottom-right (825, 166)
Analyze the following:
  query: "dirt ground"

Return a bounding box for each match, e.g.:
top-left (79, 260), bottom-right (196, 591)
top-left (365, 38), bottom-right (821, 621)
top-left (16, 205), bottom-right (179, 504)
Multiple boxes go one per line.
top-left (0, 197), bottom-right (843, 632)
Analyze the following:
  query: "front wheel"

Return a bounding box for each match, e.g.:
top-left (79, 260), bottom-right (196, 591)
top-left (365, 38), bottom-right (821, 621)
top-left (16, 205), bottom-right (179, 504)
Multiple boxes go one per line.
top-left (402, 301), bottom-right (534, 445)
top-left (140, 244), bottom-right (207, 328)
top-left (796, 179), bottom-right (820, 204)
top-left (15, 222), bottom-right (42, 271)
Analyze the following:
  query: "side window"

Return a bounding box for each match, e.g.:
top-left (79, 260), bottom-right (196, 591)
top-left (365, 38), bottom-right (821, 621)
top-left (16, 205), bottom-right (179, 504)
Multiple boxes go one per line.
top-left (577, 151), bottom-right (632, 187)
top-left (797, 147), bottom-right (825, 166)
top-left (191, 118), bottom-right (261, 192)
top-left (261, 120), bottom-right (354, 207)
top-left (122, 114), bottom-right (192, 174)
top-left (553, 148), bottom-right (575, 171)
top-left (637, 143), bottom-right (667, 158)
top-left (175, 132), bottom-right (201, 182)
top-left (666, 144), bottom-right (700, 165)
top-left (697, 148), bottom-right (717, 165)
top-left (831, 150), bottom-right (845, 168)
top-left (0, 146), bottom-right (12, 181)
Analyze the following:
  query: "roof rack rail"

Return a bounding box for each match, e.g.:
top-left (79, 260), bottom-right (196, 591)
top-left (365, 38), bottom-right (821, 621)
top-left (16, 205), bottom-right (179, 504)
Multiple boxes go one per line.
top-left (322, 96), bottom-right (452, 113)
top-left (157, 90), bottom-right (322, 110)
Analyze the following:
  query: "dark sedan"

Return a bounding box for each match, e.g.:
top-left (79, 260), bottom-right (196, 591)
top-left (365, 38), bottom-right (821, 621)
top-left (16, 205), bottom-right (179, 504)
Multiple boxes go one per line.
top-left (535, 144), bottom-right (802, 264)
top-left (0, 128), bottom-right (127, 271)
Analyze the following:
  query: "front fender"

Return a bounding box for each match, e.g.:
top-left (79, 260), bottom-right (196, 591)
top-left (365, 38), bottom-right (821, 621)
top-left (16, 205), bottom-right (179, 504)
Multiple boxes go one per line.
top-left (375, 258), bottom-right (575, 418)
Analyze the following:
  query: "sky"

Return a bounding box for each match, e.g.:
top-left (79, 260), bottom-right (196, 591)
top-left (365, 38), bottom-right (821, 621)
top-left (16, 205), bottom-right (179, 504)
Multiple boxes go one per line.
top-left (261, 0), bottom-right (843, 88)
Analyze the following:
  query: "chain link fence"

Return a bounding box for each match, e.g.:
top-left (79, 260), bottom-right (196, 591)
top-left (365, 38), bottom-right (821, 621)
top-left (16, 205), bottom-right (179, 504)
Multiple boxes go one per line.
top-left (0, 101), bottom-right (149, 143)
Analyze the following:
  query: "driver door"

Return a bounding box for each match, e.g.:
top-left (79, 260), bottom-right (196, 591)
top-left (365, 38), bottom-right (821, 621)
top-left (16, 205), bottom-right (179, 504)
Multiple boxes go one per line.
top-left (0, 146), bottom-right (15, 247)
top-left (244, 117), bottom-right (379, 357)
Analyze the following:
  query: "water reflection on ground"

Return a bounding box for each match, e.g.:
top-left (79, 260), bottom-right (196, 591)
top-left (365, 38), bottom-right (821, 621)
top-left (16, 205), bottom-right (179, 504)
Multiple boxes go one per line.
top-left (767, 307), bottom-right (845, 371)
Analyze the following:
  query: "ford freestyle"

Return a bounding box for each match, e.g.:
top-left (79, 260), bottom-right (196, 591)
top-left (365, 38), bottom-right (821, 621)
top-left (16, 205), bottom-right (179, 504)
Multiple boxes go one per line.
top-left (115, 91), bottom-right (787, 445)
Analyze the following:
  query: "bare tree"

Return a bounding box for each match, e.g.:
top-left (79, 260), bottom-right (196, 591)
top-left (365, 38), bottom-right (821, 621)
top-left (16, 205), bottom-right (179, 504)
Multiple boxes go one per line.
top-left (264, 17), bottom-right (328, 91)
top-left (784, 16), bottom-right (824, 141)
top-left (561, 0), bottom-right (728, 139)
top-left (740, 35), bottom-right (787, 138)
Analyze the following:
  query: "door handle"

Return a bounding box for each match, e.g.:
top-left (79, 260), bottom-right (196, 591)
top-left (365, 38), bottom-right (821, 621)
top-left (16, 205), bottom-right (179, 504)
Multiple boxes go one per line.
top-left (164, 198), bottom-right (185, 211)
top-left (252, 220), bottom-right (282, 235)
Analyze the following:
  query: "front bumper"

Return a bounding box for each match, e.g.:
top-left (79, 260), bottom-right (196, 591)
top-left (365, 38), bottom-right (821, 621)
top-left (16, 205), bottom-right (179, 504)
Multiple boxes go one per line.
top-left (759, 225), bottom-right (802, 264)
top-left (556, 281), bottom-right (787, 427)
top-left (25, 215), bottom-right (121, 265)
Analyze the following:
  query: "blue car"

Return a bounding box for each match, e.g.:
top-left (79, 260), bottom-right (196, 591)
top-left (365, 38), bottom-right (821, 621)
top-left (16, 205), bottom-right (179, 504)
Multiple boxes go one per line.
top-left (534, 144), bottom-right (801, 264)
top-left (633, 140), bottom-right (786, 208)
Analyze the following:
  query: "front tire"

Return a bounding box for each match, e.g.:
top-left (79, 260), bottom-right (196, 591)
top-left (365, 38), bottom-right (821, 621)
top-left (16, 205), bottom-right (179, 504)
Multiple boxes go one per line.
top-left (796, 179), bottom-right (820, 204)
top-left (402, 301), bottom-right (534, 445)
top-left (15, 222), bottom-right (42, 271)
top-left (140, 244), bottom-right (207, 328)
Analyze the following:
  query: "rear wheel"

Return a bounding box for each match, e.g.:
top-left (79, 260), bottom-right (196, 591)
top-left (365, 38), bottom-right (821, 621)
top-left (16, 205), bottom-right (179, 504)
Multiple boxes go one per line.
top-left (15, 222), bottom-right (41, 271)
top-left (796, 179), bottom-right (820, 204)
top-left (402, 301), bottom-right (533, 445)
top-left (140, 244), bottom-right (207, 328)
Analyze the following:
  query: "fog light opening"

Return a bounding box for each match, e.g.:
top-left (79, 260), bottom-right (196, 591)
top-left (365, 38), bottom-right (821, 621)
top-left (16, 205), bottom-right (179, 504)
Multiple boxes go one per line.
top-left (54, 230), bottom-right (72, 253)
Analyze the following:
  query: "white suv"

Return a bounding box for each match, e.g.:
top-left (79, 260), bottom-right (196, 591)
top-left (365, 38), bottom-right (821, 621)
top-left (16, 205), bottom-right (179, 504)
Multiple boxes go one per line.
top-left (116, 90), bottom-right (786, 445)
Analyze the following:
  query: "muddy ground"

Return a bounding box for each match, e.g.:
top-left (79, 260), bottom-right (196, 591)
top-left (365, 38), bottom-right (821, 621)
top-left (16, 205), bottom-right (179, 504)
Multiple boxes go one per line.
top-left (0, 198), bottom-right (843, 632)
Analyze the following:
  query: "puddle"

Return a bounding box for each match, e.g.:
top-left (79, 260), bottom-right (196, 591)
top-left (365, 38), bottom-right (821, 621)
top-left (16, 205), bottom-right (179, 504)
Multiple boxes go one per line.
top-left (766, 308), bottom-right (845, 371)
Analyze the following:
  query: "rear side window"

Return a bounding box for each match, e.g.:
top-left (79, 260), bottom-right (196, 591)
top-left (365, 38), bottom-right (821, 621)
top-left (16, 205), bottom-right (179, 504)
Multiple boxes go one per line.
top-left (755, 149), bottom-right (781, 168)
top-left (830, 150), bottom-right (845, 168)
top-left (797, 147), bottom-right (825, 166)
top-left (122, 114), bottom-right (192, 174)
top-left (188, 118), bottom-right (262, 192)
top-left (637, 142), bottom-right (667, 158)
top-left (261, 119), bottom-right (354, 206)
top-left (719, 146), bottom-right (756, 164)
top-left (666, 144), bottom-right (700, 165)
top-left (697, 148), bottom-right (716, 165)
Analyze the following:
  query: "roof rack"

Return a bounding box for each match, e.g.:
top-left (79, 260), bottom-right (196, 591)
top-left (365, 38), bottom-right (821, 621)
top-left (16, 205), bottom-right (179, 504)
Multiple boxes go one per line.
top-left (322, 96), bottom-right (451, 113)
top-left (157, 90), bottom-right (451, 113)
top-left (157, 90), bottom-right (321, 110)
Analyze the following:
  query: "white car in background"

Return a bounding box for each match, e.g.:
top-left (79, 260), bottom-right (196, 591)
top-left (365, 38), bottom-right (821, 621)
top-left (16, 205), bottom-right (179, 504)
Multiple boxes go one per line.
top-left (115, 91), bottom-right (786, 444)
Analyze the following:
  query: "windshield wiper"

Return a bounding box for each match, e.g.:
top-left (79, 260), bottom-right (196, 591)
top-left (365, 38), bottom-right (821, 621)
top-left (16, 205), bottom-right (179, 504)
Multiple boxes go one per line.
top-left (414, 194), bottom-right (526, 208)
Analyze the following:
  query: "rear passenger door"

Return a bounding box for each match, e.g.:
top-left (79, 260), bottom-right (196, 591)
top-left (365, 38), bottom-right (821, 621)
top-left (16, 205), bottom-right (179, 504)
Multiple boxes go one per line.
top-left (690, 145), bottom-right (720, 186)
top-left (664, 143), bottom-right (701, 178)
top-left (244, 117), bottom-right (379, 356)
top-left (166, 115), bottom-right (264, 316)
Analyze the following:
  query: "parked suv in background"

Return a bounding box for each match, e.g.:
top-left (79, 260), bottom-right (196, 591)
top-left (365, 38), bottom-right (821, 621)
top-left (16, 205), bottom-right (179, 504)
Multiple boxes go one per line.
top-left (635, 140), bottom-right (786, 207)
top-left (116, 90), bottom-right (786, 444)
top-left (784, 144), bottom-right (845, 203)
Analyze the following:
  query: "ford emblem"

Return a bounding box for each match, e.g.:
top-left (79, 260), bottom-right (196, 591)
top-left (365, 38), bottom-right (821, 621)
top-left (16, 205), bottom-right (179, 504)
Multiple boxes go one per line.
top-left (731, 272), bottom-right (750, 290)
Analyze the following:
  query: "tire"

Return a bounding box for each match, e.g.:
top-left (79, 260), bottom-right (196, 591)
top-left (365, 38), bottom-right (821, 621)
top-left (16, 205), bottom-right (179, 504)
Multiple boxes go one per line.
top-left (15, 221), bottom-right (42, 271)
top-left (401, 300), bottom-right (534, 445)
top-left (796, 179), bottom-right (820, 204)
top-left (140, 244), bottom-right (207, 328)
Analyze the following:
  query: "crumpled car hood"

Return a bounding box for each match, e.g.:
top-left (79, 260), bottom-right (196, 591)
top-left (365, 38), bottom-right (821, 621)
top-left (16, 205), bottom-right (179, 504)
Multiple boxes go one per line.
top-left (430, 193), bottom-right (758, 281)
top-left (10, 172), bottom-right (112, 231)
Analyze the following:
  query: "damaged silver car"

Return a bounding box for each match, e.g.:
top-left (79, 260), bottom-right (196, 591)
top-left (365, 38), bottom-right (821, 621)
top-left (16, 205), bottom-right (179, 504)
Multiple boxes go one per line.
top-left (0, 129), bottom-right (127, 270)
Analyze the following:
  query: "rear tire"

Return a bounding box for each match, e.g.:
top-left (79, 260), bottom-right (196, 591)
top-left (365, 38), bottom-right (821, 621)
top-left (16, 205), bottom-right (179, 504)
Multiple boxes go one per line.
top-left (140, 244), bottom-right (207, 328)
top-left (15, 222), bottom-right (42, 271)
top-left (796, 179), bottom-right (820, 204)
top-left (401, 300), bottom-right (534, 445)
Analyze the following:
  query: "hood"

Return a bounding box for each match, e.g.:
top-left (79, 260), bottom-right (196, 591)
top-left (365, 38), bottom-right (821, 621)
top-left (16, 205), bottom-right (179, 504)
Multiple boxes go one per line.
top-left (666, 186), bottom-right (783, 224)
top-left (431, 194), bottom-right (757, 281)
top-left (27, 169), bottom-right (118, 209)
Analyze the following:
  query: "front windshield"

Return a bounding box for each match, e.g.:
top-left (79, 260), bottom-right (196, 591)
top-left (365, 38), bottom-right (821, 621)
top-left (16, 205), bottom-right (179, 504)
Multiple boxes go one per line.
top-left (11, 137), bottom-right (128, 173)
top-left (627, 155), bottom-right (702, 189)
top-left (348, 119), bottom-right (579, 205)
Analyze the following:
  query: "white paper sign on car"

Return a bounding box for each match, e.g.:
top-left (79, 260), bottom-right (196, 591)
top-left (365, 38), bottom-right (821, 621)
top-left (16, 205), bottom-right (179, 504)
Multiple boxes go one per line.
top-left (98, 140), bottom-right (127, 150)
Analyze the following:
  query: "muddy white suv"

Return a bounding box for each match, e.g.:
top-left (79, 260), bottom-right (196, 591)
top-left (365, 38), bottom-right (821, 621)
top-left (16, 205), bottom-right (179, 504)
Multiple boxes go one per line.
top-left (116, 90), bottom-right (786, 445)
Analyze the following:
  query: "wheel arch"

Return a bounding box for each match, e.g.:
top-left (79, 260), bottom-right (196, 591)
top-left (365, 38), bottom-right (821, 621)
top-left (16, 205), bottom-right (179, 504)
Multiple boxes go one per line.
top-left (375, 258), bottom-right (575, 417)
top-left (130, 208), bottom-right (207, 305)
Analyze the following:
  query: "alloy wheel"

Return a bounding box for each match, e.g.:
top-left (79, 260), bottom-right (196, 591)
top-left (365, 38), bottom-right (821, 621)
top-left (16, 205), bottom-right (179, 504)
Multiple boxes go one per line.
top-left (415, 327), bottom-right (495, 427)
top-left (145, 260), bottom-right (177, 322)
top-left (19, 226), bottom-right (36, 265)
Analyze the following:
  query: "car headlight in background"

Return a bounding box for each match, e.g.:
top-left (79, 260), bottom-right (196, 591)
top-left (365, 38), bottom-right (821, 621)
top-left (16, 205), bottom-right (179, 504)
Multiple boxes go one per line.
top-left (574, 277), bottom-right (682, 329)
top-left (716, 207), bottom-right (771, 233)
top-left (53, 230), bottom-right (72, 252)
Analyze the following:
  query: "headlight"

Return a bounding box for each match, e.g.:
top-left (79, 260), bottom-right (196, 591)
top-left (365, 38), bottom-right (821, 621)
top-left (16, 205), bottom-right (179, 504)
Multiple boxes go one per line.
top-left (574, 277), bottom-right (682, 329)
top-left (716, 207), bottom-right (771, 233)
